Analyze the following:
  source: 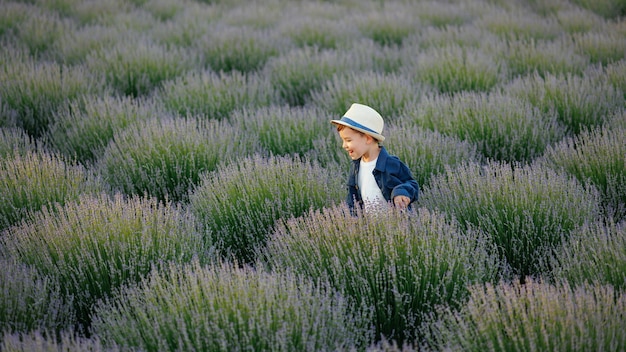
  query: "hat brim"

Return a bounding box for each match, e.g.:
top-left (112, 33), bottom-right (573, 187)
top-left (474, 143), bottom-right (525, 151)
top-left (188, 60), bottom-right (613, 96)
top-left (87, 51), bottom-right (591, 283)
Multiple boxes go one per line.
top-left (331, 119), bottom-right (385, 142)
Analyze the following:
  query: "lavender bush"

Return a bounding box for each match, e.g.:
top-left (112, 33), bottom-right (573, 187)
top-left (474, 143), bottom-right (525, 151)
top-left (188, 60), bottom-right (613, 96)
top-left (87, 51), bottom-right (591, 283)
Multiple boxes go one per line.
top-left (0, 193), bottom-right (210, 329)
top-left (0, 127), bottom-right (38, 158)
top-left (1, 330), bottom-right (112, 352)
top-left (413, 1), bottom-right (476, 28)
top-left (230, 105), bottom-right (334, 159)
top-left (552, 219), bottom-right (626, 291)
top-left (46, 95), bottom-right (168, 163)
top-left (602, 60), bottom-right (626, 98)
top-left (157, 70), bottom-right (277, 120)
top-left (0, 3), bottom-right (38, 37)
top-left (278, 5), bottom-right (359, 50)
top-left (570, 0), bottom-right (626, 18)
top-left (384, 123), bottom-right (483, 189)
top-left (85, 38), bottom-right (198, 97)
top-left (475, 7), bottom-right (562, 41)
top-left (424, 279), bottom-right (626, 351)
top-left (0, 258), bottom-right (74, 336)
top-left (402, 44), bottom-right (505, 94)
top-left (262, 205), bottom-right (499, 343)
top-left (49, 24), bottom-right (127, 65)
top-left (197, 25), bottom-right (286, 73)
top-left (409, 25), bottom-right (497, 50)
top-left (538, 125), bottom-right (626, 221)
top-left (91, 260), bottom-right (371, 351)
top-left (98, 117), bottom-right (253, 202)
top-left (572, 31), bottom-right (626, 65)
top-left (0, 52), bottom-right (106, 137)
top-left (491, 37), bottom-right (588, 77)
top-left (263, 46), bottom-right (354, 106)
top-left (421, 161), bottom-right (601, 278)
top-left (505, 71), bottom-right (624, 135)
top-left (189, 155), bottom-right (344, 263)
top-left (309, 71), bottom-right (423, 121)
top-left (0, 150), bottom-right (101, 230)
top-left (150, 3), bottom-right (216, 48)
top-left (10, 7), bottom-right (75, 58)
top-left (554, 7), bottom-right (605, 34)
top-left (351, 2), bottom-right (418, 47)
top-left (408, 91), bottom-right (565, 163)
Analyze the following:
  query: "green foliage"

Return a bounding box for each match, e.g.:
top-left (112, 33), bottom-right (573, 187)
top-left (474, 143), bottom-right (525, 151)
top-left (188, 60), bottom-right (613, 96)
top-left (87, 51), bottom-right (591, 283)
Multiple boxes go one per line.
top-left (0, 258), bottom-right (74, 336)
top-left (85, 38), bottom-right (198, 97)
top-left (219, 1), bottom-right (283, 29)
top-left (421, 161), bottom-right (601, 278)
top-left (189, 155), bottom-right (344, 263)
top-left (91, 260), bottom-right (371, 351)
top-left (409, 91), bottom-right (565, 163)
top-left (0, 2), bottom-right (35, 38)
top-left (572, 31), bottom-right (626, 65)
top-left (552, 219), bottom-right (626, 291)
top-left (142, 0), bottom-right (187, 22)
top-left (353, 2), bottom-right (418, 46)
top-left (411, 25), bottom-right (497, 50)
top-left (0, 52), bottom-right (106, 137)
top-left (262, 206), bottom-right (499, 343)
top-left (0, 127), bottom-right (38, 158)
top-left (98, 117), bottom-right (251, 202)
top-left (279, 16), bottom-right (359, 50)
top-left (0, 150), bottom-right (101, 230)
top-left (46, 95), bottom-right (167, 163)
top-left (0, 193), bottom-right (210, 329)
top-left (424, 279), bottom-right (626, 351)
top-left (385, 124), bottom-right (483, 189)
top-left (404, 44), bottom-right (504, 94)
top-left (493, 38), bottom-right (589, 77)
top-left (538, 125), bottom-right (626, 221)
top-left (158, 70), bottom-right (276, 120)
top-left (506, 71), bottom-right (624, 135)
top-left (150, 3), bottom-right (217, 47)
top-left (198, 25), bottom-right (285, 73)
top-left (570, 0), bottom-right (626, 18)
top-left (414, 1), bottom-right (475, 28)
top-left (49, 24), bottom-right (127, 65)
top-left (344, 38), bottom-right (404, 74)
top-left (10, 7), bottom-right (75, 58)
top-left (59, 0), bottom-right (132, 26)
top-left (554, 7), bottom-right (605, 34)
top-left (476, 7), bottom-right (562, 40)
top-left (231, 105), bottom-right (334, 159)
top-left (264, 46), bottom-right (354, 106)
top-left (603, 60), bottom-right (626, 99)
top-left (1, 330), bottom-right (111, 352)
top-left (309, 71), bottom-right (423, 121)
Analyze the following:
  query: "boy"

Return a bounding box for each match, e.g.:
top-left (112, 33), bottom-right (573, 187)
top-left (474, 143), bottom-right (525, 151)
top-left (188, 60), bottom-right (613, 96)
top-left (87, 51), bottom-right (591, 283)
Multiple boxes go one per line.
top-left (331, 103), bottom-right (419, 213)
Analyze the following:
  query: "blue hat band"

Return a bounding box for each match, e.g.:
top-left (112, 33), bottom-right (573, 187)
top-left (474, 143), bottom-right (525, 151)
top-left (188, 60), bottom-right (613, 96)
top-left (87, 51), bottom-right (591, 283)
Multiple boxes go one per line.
top-left (339, 116), bottom-right (378, 135)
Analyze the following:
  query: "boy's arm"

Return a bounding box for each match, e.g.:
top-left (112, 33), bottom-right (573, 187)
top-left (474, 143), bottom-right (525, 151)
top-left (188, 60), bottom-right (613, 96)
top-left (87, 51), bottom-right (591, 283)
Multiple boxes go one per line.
top-left (390, 163), bottom-right (420, 203)
top-left (391, 177), bottom-right (419, 203)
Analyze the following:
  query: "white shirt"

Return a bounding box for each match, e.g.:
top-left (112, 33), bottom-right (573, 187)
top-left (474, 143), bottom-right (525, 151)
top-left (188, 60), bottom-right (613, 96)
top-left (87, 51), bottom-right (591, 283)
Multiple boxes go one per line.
top-left (358, 158), bottom-right (386, 213)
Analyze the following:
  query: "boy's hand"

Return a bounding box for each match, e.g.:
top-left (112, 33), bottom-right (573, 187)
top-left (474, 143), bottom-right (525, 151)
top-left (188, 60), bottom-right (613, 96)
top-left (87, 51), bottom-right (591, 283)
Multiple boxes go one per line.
top-left (393, 195), bottom-right (410, 208)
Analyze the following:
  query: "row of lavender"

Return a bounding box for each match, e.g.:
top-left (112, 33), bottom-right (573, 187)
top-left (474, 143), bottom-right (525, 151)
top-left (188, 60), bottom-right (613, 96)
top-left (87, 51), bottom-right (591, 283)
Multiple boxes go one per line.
top-left (1, 0), bottom-right (625, 350)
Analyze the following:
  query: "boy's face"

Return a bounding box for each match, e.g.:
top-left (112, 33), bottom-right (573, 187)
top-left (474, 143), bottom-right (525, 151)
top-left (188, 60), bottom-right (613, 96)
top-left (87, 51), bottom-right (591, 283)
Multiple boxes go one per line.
top-left (338, 127), bottom-right (376, 160)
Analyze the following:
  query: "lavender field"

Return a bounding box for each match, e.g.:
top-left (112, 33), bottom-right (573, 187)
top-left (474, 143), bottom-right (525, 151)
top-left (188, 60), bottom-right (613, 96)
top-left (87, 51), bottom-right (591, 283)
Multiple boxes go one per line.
top-left (1, 0), bottom-right (625, 350)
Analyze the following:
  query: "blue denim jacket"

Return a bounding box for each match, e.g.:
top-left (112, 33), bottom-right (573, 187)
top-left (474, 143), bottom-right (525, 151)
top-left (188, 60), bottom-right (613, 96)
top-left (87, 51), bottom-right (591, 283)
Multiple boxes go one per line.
top-left (346, 146), bottom-right (419, 211)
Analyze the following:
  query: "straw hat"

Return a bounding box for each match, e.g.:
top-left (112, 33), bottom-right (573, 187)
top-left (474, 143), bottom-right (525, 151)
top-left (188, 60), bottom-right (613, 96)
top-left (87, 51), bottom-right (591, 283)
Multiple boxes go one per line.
top-left (330, 103), bottom-right (385, 142)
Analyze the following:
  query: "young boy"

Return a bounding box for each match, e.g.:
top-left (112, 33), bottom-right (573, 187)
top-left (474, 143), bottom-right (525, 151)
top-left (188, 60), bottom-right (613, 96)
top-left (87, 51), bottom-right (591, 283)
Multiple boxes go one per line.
top-left (331, 103), bottom-right (419, 213)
